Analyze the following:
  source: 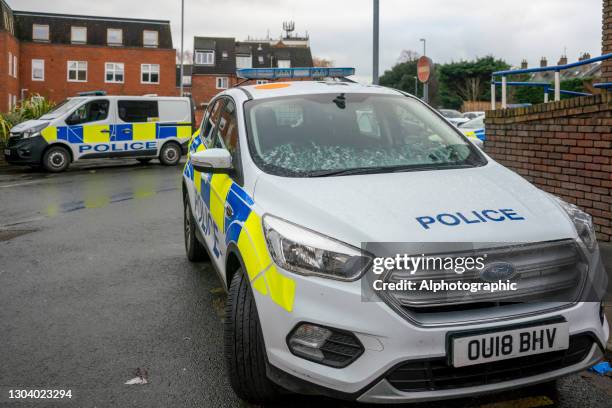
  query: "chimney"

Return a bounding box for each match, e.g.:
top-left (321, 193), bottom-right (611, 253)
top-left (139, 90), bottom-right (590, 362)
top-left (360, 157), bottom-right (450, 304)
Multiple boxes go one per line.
top-left (521, 59), bottom-right (528, 69)
top-left (603, 0), bottom-right (612, 83)
top-left (540, 57), bottom-right (548, 68)
top-left (578, 52), bottom-right (591, 61)
top-left (557, 55), bottom-right (568, 65)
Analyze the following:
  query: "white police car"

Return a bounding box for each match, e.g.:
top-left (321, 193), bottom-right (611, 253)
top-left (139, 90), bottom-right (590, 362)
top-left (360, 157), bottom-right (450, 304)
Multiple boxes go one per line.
top-left (182, 67), bottom-right (608, 403)
top-left (5, 94), bottom-right (194, 172)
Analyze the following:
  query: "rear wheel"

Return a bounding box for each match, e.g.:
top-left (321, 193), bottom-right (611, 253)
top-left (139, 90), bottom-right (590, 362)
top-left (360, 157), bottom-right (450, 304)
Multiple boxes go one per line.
top-left (225, 269), bottom-right (281, 403)
top-left (42, 145), bottom-right (70, 173)
top-left (159, 142), bottom-right (181, 166)
top-left (183, 191), bottom-right (209, 262)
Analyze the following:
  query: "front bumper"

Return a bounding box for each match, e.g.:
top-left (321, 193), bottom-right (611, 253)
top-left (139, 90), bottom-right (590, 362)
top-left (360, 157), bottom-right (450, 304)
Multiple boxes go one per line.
top-left (4, 135), bottom-right (47, 165)
top-left (255, 265), bottom-right (609, 403)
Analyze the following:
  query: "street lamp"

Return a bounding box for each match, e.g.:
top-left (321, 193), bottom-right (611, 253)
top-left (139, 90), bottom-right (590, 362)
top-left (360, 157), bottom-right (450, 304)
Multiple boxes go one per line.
top-left (373, 0), bottom-right (380, 85)
top-left (420, 38), bottom-right (426, 56)
top-left (180, 0), bottom-right (185, 96)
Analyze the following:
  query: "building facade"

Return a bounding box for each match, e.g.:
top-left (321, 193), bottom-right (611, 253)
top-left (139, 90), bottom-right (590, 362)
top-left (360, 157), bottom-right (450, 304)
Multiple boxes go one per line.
top-left (0, 0), bottom-right (177, 112)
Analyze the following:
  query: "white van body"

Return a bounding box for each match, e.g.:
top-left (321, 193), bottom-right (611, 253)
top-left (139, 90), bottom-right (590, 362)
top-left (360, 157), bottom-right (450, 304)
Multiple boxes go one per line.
top-left (5, 95), bottom-right (194, 171)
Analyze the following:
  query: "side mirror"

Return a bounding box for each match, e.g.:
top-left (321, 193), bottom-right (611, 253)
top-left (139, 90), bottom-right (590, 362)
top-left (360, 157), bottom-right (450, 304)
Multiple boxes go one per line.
top-left (191, 148), bottom-right (233, 173)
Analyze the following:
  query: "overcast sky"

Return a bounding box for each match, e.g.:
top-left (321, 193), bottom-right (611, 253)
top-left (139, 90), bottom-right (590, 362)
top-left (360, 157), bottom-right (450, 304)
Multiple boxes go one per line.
top-left (13, 0), bottom-right (604, 82)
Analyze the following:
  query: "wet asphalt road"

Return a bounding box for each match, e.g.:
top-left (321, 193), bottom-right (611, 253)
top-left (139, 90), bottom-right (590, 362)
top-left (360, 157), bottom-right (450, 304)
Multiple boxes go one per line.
top-left (0, 159), bottom-right (611, 408)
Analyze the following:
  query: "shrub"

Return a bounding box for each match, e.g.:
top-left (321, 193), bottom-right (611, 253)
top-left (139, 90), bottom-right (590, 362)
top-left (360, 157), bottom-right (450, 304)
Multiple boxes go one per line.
top-left (0, 95), bottom-right (55, 145)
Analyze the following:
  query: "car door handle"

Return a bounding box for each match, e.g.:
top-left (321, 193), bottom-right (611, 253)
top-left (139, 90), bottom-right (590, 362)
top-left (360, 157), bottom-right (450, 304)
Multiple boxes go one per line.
top-left (100, 129), bottom-right (111, 134)
top-left (225, 205), bottom-right (234, 218)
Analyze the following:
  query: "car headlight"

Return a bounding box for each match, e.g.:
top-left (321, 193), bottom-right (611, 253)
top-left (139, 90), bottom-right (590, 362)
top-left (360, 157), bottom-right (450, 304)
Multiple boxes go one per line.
top-left (262, 215), bottom-right (372, 281)
top-left (553, 196), bottom-right (597, 252)
top-left (22, 123), bottom-right (49, 139)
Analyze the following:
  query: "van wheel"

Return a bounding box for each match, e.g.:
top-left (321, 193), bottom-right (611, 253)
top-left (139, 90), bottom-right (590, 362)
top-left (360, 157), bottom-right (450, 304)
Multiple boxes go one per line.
top-left (137, 158), bottom-right (152, 164)
top-left (42, 146), bottom-right (70, 173)
top-left (159, 142), bottom-right (181, 166)
top-left (184, 191), bottom-right (209, 262)
top-left (225, 269), bottom-right (281, 403)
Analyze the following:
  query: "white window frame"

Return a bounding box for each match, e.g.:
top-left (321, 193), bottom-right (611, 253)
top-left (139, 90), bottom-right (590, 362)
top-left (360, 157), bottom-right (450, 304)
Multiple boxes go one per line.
top-left (236, 54), bottom-right (252, 69)
top-left (107, 28), bottom-right (123, 46)
top-left (13, 55), bottom-right (17, 78)
top-left (31, 59), bottom-right (44, 81)
top-left (143, 30), bottom-right (159, 48)
top-left (183, 75), bottom-right (192, 86)
top-left (32, 24), bottom-right (49, 41)
top-left (71, 26), bottom-right (87, 44)
top-left (216, 76), bottom-right (229, 89)
top-left (277, 59), bottom-right (291, 68)
top-left (12, 94), bottom-right (16, 109)
top-left (67, 61), bottom-right (87, 82)
top-left (8, 52), bottom-right (12, 77)
top-left (195, 50), bottom-right (214, 66)
top-left (258, 55), bottom-right (264, 64)
top-left (105, 62), bottom-right (125, 83)
top-left (8, 93), bottom-right (12, 110)
top-left (141, 64), bottom-right (160, 84)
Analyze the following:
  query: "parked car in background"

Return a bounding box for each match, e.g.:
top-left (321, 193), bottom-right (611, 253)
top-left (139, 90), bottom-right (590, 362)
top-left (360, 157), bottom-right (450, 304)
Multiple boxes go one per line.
top-left (4, 95), bottom-right (195, 172)
top-left (438, 109), bottom-right (470, 126)
top-left (458, 115), bottom-right (486, 141)
top-left (463, 111), bottom-right (485, 120)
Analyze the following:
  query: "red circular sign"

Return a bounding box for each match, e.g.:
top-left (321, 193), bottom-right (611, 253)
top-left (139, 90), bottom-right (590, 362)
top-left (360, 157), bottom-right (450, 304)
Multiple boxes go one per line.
top-left (417, 56), bottom-right (432, 83)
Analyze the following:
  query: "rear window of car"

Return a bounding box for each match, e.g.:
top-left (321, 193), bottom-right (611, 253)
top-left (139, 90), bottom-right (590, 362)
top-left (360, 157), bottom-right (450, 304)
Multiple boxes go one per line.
top-left (118, 100), bottom-right (159, 123)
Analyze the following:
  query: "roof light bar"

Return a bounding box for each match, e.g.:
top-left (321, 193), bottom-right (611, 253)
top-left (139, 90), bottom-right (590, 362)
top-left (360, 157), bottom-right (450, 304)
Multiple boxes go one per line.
top-left (237, 67), bottom-right (355, 80)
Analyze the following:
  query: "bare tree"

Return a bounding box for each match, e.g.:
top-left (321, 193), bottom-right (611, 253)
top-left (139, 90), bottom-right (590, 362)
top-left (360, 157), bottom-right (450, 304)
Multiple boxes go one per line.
top-left (176, 50), bottom-right (193, 64)
top-left (397, 50), bottom-right (419, 64)
top-left (313, 57), bottom-right (333, 67)
top-left (456, 77), bottom-right (482, 101)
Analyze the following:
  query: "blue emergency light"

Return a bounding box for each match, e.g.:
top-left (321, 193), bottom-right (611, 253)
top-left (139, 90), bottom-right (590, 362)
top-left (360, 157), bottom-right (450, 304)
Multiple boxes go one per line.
top-left (237, 67), bottom-right (355, 80)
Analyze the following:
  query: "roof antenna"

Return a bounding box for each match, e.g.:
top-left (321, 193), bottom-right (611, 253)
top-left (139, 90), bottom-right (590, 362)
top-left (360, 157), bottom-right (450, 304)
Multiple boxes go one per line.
top-left (283, 21), bottom-right (295, 38)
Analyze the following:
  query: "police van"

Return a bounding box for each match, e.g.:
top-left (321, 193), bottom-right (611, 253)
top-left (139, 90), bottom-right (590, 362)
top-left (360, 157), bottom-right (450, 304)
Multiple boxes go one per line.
top-left (4, 94), bottom-right (194, 172)
top-left (181, 68), bottom-right (608, 404)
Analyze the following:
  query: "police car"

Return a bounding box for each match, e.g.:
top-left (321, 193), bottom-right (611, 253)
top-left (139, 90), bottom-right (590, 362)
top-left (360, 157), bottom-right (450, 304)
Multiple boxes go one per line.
top-left (4, 94), bottom-right (194, 172)
top-left (181, 67), bottom-right (608, 403)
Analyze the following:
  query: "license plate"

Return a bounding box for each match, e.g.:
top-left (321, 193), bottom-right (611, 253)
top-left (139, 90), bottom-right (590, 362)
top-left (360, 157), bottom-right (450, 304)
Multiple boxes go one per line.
top-left (452, 322), bottom-right (569, 367)
top-left (4, 149), bottom-right (11, 156)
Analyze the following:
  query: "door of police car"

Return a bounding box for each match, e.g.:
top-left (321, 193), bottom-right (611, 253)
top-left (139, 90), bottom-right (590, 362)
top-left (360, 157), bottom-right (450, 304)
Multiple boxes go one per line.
top-left (115, 99), bottom-right (159, 156)
top-left (65, 98), bottom-right (114, 159)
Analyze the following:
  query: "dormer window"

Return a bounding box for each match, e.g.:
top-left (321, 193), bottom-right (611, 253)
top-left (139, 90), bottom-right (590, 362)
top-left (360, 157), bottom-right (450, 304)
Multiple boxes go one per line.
top-left (195, 51), bottom-right (214, 65)
top-left (236, 55), bottom-right (252, 69)
top-left (107, 28), bottom-right (123, 46)
top-left (221, 51), bottom-right (229, 59)
top-left (71, 26), bottom-right (87, 44)
top-left (143, 30), bottom-right (159, 48)
top-left (32, 24), bottom-right (49, 42)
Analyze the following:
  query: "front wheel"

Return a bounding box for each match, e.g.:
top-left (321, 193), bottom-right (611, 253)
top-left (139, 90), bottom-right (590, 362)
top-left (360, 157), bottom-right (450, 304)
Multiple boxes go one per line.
top-left (42, 146), bottom-right (70, 173)
top-left (225, 269), bottom-right (281, 403)
top-left (184, 191), bottom-right (209, 262)
top-left (159, 142), bottom-right (181, 166)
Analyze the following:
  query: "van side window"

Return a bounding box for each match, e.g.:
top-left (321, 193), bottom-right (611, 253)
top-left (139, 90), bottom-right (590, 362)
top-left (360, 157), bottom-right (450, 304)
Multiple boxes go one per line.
top-left (118, 100), bottom-right (159, 123)
top-left (202, 99), bottom-right (224, 148)
top-left (216, 100), bottom-right (238, 155)
top-left (67, 100), bottom-right (109, 125)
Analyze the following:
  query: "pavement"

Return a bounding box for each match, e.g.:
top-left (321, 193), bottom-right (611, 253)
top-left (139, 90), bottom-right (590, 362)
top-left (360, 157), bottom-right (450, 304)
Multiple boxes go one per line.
top-left (0, 159), bottom-right (611, 407)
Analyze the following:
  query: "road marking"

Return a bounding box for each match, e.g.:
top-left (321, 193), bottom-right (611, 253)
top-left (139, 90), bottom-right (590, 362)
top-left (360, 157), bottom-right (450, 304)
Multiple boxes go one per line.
top-left (0, 180), bottom-right (41, 188)
top-left (479, 396), bottom-right (554, 408)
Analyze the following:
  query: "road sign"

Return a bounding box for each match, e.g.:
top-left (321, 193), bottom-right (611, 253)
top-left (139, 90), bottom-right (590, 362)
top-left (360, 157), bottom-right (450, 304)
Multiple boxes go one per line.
top-left (417, 56), bottom-right (432, 83)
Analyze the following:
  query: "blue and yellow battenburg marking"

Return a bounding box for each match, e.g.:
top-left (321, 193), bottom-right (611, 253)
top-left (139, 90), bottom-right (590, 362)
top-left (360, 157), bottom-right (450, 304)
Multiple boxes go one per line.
top-left (186, 132), bottom-right (296, 312)
top-left (465, 128), bottom-right (486, 141)
top-left (40, 123), bottom-right (192, 144)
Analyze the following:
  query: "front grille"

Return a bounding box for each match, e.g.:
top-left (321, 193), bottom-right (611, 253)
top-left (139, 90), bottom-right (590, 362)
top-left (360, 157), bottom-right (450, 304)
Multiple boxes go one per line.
top-left (380, 240), bottom-right (586, 324)
top-left (387, 334), bottom-right (594, 392)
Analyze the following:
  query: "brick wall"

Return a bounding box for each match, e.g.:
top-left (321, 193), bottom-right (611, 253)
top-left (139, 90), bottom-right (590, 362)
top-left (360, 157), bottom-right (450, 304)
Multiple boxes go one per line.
top-left (18, 42), bottom-right (178, 103)
top-left (486, 94), bottom-right (612, 241)
top-left (603, 0), bottom-right (612, 83)
top-left (191, 74), bottom-right (239, 109)
top-left (0, 30), bottom-right (20, 112)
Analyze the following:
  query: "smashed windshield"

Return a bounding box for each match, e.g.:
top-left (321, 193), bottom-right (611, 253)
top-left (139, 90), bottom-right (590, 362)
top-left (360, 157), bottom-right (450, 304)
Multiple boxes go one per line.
top-left (244, 93), bottom-right (485, 177)
top-left (39, 98), bottom-right (85, 120)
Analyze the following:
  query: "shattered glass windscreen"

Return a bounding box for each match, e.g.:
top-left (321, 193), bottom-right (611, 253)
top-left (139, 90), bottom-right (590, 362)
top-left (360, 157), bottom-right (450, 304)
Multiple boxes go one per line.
top-left (245, 93), bottom-right (484, 177)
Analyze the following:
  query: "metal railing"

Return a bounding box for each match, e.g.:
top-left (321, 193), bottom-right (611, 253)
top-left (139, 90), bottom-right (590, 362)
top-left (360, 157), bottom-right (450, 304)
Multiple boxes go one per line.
top-left (491, 53), bottom-right (612, 109)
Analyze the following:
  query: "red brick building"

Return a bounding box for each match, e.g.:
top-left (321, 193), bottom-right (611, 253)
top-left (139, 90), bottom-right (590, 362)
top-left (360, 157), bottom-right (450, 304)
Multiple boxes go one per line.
top-left (0, 0), bottom-right (177, 113)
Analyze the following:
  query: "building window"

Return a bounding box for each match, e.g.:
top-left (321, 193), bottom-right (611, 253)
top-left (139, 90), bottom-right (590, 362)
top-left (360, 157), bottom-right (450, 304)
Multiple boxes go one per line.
top-left (236, 55), bottom-right (252, 69)
top-left (277, 60), bottom-right (291, 68)
top-left (32, 59), bottom-right (44, 81)
top-left (141, 64), bottom-right (160, 84)
top-left (12, 94), bottom-right (16, 109)
top-left (71, 26), bottom-right (87, 44)
top-left (67, 61), bottom-right (87, 82)
top-left (221, 51), bottom-right (228, 59)
top-left (105, 62), bottom-right (125, 83)
top-left (13, 55), bottom-right (17, 78)
top-left (195, 51), bottom-right (214, 65)
top-left (258, 55), bottom-right (264, 64)
top-left (32, 24), bottom-right (49, 41)
top-left (107, 28), bottom-right (123, 46)
top-left (216, 77), bottom-right (229, 89)
top-left (143, 30), bottom-right (159, 48)
top-left (183, 75), bottom-right (192, 86)
top-left (8, 52), bottom-right (12, 77)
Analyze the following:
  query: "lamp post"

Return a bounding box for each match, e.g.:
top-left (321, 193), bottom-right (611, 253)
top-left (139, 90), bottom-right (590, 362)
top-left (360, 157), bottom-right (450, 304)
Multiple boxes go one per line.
top-left (420, 38), bottom-right (426, 56)
top-left (373, 0), bottom-right (379, 85)
top-left (180, 0), bottom-right (185, 96)
top-left (419, 38), bottom-right (429, 103)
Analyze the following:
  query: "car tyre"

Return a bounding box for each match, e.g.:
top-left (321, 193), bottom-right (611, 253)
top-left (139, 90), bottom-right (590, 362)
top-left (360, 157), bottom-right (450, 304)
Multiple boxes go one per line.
top-left (159, 142), bottom-right (181, 166)
top-left (225, 269), bottom-right (281, 403)
top-left (183, 192), bottom-right (209, 262)
top-left (42, 145), bottom-right (70, 173)
top-left (136, 158), bottom-right (152, 164)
